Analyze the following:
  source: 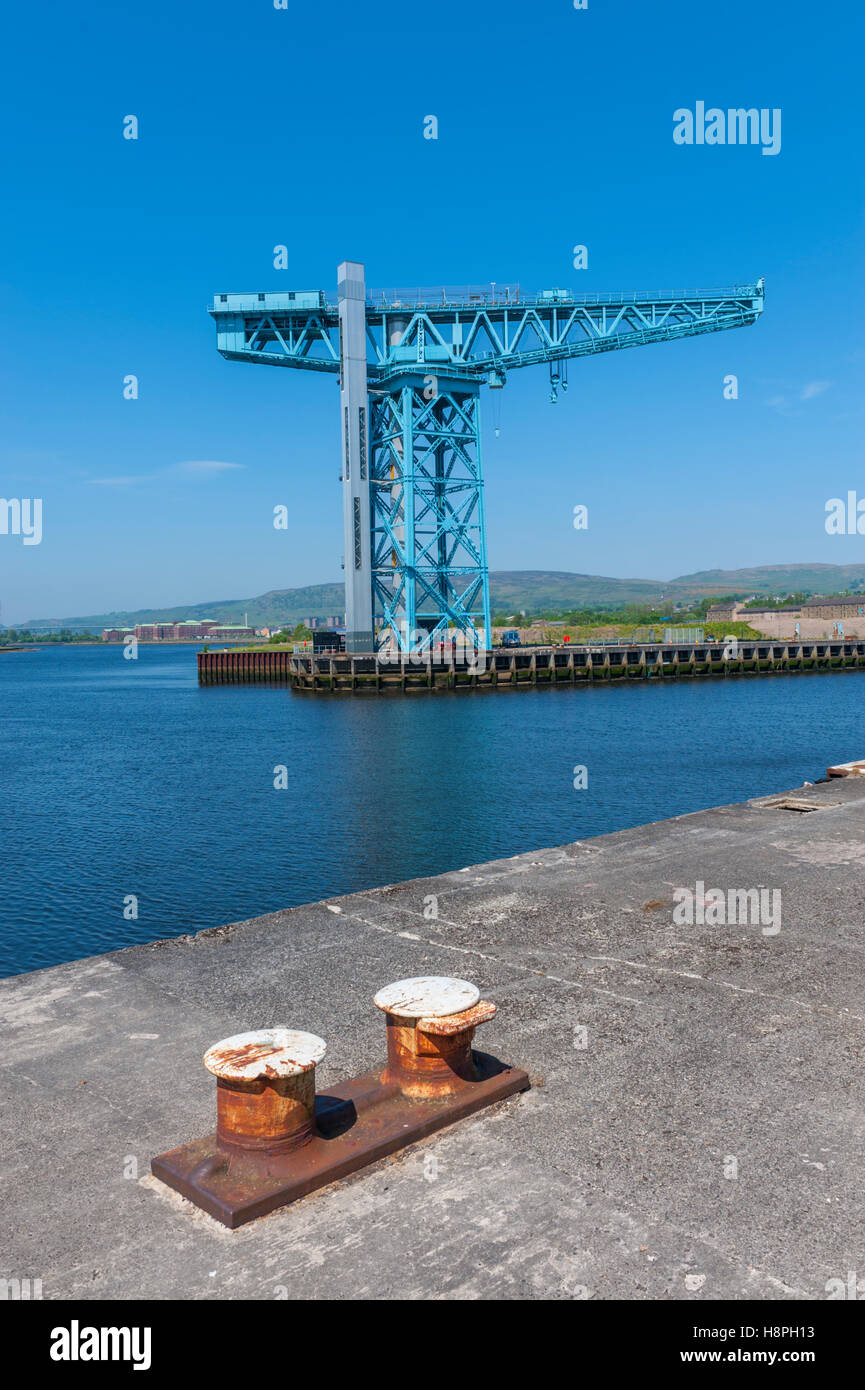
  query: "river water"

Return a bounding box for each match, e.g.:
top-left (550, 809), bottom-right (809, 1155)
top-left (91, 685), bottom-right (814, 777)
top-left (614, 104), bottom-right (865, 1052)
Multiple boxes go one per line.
top-left (1, 642), bottom-right (861, 976)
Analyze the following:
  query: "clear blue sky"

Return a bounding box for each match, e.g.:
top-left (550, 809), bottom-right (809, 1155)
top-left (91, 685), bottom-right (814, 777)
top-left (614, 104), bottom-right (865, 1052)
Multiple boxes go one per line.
top-left (1, 0), bottom-right (863, 624)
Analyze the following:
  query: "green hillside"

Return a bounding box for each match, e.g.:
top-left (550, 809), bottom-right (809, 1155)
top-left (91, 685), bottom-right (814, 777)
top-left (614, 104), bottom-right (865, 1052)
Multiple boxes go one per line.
top-left (488, 571), bottom-right (666, 610)
top-left (22, 584), bottom-right (346, 633)
top-left (18, 563), bottom-right (865, 632)
top-left (667, 563), bottom-right (865, 597)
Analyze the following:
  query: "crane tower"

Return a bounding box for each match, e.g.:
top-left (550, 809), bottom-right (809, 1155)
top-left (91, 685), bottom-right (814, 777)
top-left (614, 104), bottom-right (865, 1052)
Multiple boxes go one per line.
top-left (210, 263), bottom-right (763, 653)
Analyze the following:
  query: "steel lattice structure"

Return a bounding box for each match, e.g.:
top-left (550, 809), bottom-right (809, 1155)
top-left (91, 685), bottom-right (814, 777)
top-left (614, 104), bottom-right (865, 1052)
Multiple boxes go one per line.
top-left (210, 265), bottom-right (763, 652)
top-left (369, 386), bottom-right (488, 647)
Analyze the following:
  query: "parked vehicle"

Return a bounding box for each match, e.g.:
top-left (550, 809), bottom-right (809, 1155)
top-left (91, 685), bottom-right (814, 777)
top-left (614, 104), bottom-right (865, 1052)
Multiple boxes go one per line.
top-left (500, 629), bottom-right (521, 648)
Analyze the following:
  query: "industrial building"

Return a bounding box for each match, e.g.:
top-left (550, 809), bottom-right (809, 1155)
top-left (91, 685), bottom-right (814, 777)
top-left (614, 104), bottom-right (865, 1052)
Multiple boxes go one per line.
top-left (101, 620), bottom-right (255, 642)
top-left (708, 596), bottom-right (865, 638)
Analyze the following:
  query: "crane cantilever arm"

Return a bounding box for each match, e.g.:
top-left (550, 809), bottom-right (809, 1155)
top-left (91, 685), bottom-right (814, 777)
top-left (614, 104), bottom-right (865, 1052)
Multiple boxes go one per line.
top-left (477, 303), bottom-right (761, 375)
top-left (372, 282), bottom-right (764, 385)
top-left (210, 280), bottom-right (763, 382)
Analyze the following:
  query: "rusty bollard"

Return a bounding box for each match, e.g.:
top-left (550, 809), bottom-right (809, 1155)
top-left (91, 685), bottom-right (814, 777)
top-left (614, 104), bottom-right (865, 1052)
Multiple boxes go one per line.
top-left (373, 976), bottom-right (497, 1099)
top-left (153, 991), bottom-right (528, 1226)
top-left (203, 1028), bottom-right (326, 1155)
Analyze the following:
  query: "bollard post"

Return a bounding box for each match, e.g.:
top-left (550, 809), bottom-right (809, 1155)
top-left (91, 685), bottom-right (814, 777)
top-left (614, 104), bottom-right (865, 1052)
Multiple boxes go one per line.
top-left (374, 976), bottom-right (497, 1099)
top-left (204, 1029), bottom-right (326, 1154)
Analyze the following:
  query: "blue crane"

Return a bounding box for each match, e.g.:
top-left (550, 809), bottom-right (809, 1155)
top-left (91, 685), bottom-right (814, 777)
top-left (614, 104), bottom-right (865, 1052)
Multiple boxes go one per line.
top-left (210, 264), bottom-right (763, 653)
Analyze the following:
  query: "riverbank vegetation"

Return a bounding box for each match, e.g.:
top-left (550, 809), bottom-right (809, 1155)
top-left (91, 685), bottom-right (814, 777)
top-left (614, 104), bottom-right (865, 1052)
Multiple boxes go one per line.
top-left (0, 629), bottom-right (97, 645)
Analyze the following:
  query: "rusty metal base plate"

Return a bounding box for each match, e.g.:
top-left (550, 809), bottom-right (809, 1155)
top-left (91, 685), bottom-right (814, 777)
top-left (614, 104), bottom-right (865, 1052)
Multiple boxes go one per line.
top-left (152, 1052), bottom-right (530, 1228)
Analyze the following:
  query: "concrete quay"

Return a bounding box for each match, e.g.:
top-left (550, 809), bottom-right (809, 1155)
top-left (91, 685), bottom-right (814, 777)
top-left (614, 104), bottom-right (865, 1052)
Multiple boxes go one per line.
top-left (199, 637), bottom-right (865, 690)
top-left (2, 775), bottom-right (865, 1300)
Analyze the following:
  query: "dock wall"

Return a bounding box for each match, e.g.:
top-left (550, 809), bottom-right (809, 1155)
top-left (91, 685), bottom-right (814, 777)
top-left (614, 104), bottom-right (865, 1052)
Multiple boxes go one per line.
top-left (198, 640), bottom-right (865, 692)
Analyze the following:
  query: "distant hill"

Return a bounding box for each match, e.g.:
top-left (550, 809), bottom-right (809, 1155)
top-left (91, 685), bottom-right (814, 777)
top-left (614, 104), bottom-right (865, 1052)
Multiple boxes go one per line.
top-left (17, 563), bottom-right (865, 631)
top-left (19, 584), bottom-right (346, 633)
top-left (490, 564), bottom-right (865, 610)
top-left (488, 571), bottom-right (666, 610)
top-left (666, 563), bottom-right (865, 596)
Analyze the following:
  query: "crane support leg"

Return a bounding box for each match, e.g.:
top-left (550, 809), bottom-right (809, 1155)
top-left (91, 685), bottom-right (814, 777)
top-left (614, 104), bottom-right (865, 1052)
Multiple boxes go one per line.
top-left (370, 378), bottom-right (490, 654)
top-left (338, 261), bottom-right (374, 652)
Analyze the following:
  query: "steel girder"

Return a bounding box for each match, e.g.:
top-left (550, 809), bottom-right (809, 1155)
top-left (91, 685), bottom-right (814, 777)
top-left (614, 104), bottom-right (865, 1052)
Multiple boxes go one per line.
top-left (210, 281), bottom-right (764, 385)
top-left (369, 383), bottom-right (489, 652)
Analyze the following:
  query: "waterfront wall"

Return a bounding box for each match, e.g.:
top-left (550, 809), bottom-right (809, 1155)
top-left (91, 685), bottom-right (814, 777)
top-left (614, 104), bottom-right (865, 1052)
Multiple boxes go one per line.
top-left (198, 639), bottom-right (865, 692)
top-left (199, 647), bottom-right (294, 684)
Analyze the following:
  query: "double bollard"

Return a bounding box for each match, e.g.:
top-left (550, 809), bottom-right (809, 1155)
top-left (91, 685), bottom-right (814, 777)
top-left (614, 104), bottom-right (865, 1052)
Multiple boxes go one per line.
top-left (152, 976), bottom-right (529, 1227)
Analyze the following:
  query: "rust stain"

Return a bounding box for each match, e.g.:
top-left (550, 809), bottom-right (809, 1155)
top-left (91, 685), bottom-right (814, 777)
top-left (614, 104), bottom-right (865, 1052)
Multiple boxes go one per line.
top-left (381, 999), bottom-right (498, 1099)
top-left (211, 1042), bottom-right (283, 1071)
top-left (204, 1029), bottom-right (326, 1081)
top-left (419, 1001), bottom-right (497, 1035)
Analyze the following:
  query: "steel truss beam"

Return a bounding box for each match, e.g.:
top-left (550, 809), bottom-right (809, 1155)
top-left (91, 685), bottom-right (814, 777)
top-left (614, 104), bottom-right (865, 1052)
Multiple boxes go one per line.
top-left (210, 282), bottom-right (764, 386)
top-left (370, 382), bottom-right (489, 652)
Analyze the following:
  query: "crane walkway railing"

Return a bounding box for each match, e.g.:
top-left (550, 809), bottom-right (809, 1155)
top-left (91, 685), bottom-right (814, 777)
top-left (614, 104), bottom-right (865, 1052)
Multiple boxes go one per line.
top-left (359, 284), bottom-right (762, 312)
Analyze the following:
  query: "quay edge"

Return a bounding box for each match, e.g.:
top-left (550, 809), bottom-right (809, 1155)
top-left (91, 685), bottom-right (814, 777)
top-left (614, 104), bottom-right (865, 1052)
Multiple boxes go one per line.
top-left (2, 775), bottom-right (865, 1297)
top-left (197, 638), bottom-right (865, 689)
